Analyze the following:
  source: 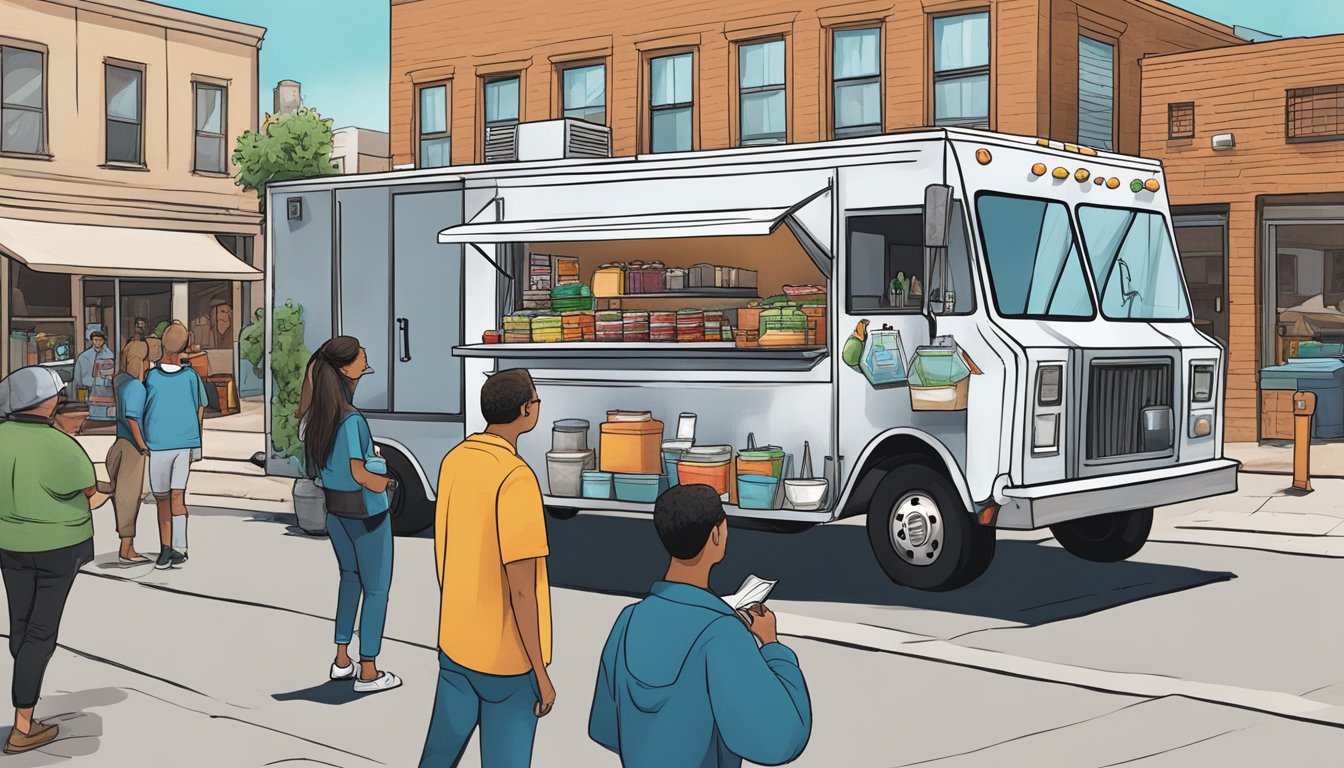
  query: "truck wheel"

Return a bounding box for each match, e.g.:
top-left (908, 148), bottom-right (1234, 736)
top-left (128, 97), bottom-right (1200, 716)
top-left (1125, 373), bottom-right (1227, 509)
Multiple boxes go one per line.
top-left (379, 446), bottom-right (434, 536)
top-left (1050, 509), bottom-right (1152, 563)
top-left (866, 464), bottom-right (995, 591)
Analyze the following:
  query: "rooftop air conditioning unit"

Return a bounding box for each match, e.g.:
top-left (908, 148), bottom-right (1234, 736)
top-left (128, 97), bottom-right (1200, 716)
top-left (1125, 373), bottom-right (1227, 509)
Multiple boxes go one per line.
top-left (485, 119), bottom-right (612, 163)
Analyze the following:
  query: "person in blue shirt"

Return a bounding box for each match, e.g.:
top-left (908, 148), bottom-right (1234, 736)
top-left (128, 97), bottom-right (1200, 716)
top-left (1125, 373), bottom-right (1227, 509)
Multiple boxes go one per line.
top-left (299, 336), bottom-right (400, 695)
top-left (142, 323), bottom-right (207, 570)
top-left (104, 340), bottom-right (152, 564)
top-left (589, 484), bottom-right (812, 768)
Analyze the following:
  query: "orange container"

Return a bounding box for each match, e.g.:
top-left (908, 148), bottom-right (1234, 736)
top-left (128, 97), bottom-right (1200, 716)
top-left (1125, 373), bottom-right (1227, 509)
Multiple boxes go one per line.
top-left (599, 417), bottom-right (664, 474)
top-left (677, 461), bottom-right (730, 496)
top-left (801, 305), bottom-right (826, 346)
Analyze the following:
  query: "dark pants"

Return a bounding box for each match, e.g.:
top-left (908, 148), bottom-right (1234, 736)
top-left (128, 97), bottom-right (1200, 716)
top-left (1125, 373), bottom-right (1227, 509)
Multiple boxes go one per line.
top-left (0, 539), bottom-right (92, 709)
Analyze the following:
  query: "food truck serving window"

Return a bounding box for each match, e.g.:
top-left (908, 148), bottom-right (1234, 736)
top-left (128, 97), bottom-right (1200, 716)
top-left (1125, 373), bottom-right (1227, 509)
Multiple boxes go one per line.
top-left (976, 194), bottom-right (1095, 320)
top-left (1077, 205), bottom-right (1191, 322)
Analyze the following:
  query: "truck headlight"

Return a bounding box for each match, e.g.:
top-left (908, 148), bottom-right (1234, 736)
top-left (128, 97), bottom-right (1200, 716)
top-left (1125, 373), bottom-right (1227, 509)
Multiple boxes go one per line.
top-left (1190, 363), bottom-right (1215, 403)
top-left (1037, 364), bottom-right (1063, 406)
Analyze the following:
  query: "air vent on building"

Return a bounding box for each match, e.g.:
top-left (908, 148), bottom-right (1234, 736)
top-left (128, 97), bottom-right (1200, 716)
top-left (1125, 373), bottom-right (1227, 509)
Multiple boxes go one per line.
top-left (484, 123), bottom-right (519, 164)
top-left (483, 119), bottom-right (612, 163)
top-left (564, 120), bottom-right (612, 159)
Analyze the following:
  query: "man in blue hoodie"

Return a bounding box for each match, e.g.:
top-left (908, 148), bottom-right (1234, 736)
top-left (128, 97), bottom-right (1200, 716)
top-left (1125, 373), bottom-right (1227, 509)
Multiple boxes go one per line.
top-left (589, 484), bottom-right (811, 768)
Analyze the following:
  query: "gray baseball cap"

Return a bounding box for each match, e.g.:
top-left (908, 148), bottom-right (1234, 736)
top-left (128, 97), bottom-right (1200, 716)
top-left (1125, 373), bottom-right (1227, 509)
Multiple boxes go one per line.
top-left (0, 366), bottom-right (64, 419)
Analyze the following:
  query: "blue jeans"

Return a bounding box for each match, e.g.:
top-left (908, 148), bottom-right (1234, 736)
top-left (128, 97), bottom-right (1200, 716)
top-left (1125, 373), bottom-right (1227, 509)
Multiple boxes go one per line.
top-left (327, 512), bottom-right (392, 659)
top-left (420, 652), bottom-right (539, 768)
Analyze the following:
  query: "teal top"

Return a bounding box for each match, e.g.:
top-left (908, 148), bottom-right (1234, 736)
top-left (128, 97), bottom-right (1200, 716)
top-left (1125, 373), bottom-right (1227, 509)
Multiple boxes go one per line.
top-left (317, 412), bottom-right (389, 517)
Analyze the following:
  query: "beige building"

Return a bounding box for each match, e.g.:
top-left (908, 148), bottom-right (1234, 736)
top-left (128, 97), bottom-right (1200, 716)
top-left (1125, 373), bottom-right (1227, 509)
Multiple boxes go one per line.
top-left (331, 126), bottom-right (391, 174)
top-left (0, 0), bottom-right (264, 403)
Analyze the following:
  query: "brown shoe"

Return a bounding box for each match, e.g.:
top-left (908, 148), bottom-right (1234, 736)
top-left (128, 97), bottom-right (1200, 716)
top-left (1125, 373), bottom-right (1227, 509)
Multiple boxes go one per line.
top-left (4, 721), bottom-right (58, 754)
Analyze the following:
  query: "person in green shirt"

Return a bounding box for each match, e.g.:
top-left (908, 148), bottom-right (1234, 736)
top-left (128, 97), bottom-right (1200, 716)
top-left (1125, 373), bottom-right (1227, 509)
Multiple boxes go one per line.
top-left (0, 366), bottom-right (107, 755)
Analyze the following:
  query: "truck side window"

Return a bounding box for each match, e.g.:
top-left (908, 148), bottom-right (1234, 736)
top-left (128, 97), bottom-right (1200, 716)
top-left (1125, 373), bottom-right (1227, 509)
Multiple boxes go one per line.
top-left (927, 202), bottom-right (975, 315)
top-left (847, 212), bottom-right (924, 314)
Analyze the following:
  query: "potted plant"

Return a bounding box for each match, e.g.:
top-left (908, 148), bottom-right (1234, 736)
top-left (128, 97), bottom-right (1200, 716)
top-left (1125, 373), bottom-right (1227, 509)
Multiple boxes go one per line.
top-left (889, 273), bottom-right (907, 308)
top-left (256, 300), bottom-right (325, 534)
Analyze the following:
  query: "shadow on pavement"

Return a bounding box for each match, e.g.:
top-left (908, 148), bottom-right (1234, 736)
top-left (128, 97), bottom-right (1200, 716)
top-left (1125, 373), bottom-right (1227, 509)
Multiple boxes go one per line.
top-left (544, 514), bottom-right (1236, 627)
top-left (271, 680), bottom-right (362, 706)
top-left (0, 687), bottom-right (124, 765)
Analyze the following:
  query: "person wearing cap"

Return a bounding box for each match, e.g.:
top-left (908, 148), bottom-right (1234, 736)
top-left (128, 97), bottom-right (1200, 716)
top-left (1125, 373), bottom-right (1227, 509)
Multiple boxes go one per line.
top-left (0, 366), bottom-right (108, 755)
top-left (142, 322), bottom-right (207, 570)
top-left (69, 328), bottom-right (114, 403)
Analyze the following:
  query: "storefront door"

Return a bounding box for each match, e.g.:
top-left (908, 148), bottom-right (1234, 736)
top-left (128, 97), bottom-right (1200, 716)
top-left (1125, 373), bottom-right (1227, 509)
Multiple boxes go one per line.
top-left (1173, 212), bottom-right (1229, 350)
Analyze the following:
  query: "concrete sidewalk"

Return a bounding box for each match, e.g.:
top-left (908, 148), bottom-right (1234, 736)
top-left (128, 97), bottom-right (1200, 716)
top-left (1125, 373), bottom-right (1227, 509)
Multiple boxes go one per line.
top-left (1152, 473), bottom-right (1344, 557)
top-left (1227, 441), bottom-right (1344, 478)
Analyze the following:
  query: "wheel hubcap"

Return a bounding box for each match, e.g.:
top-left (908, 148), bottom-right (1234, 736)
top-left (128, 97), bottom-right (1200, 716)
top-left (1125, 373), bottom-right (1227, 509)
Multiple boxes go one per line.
top-left (891, 492), bottom-right (944, 566)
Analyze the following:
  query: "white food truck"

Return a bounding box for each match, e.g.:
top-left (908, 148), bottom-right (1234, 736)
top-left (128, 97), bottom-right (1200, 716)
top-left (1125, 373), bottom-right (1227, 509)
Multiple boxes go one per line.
top-left (264, 125), bottom-right (1238, 591)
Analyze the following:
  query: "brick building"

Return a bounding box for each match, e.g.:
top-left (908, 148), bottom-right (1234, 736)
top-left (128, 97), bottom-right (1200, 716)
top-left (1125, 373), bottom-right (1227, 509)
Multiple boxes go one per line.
top-left (1142, 36), bottom-right (1344, 443)
top-left (389, 0), bottom-right (1242, 168)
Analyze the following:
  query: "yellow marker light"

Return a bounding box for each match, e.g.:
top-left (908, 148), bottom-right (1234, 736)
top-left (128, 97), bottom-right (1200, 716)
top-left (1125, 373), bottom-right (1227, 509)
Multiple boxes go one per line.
top-left (976, 148), bottom-right (992, 165)
top-left (1036, 139), bottom-right (1051, 147)
top-left (1075, 168), bottom-right (1090, 182)
top-left (1093, 176), bottom-right (1106, 186)
top-left (1079, 146), bottom-right (1098, 156)
top-left (1031, 163), bottom-right (1048, 176)
top-left (1144, 179), bottom-right (1161, 193)
top-left (1106, 177), bottom-right (1121, 189)
top-left (1052, 167), bottom-right (1069, 179)
top-left (1064, 144), bottom-right (1079, 153)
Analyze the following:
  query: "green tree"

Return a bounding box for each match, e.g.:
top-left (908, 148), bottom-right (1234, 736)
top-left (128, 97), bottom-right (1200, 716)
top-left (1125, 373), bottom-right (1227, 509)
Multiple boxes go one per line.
top-left (232, 107), bottom-right (339, 192)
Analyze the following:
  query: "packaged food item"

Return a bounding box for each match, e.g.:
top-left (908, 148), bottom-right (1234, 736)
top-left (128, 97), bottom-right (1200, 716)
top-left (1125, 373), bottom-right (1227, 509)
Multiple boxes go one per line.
top-left (482, 330), bottom-right (502, 344)
top-left (622, 311), bottom-right (650, 342)
top-left (596, 311), bottom-right (624, 341)
top-left (522, 290), bottom-right (552, 310)
top-left (503, 315), bottom-right (532, 343)
top-left (650, 311), bottom-right (678, 343)
top-left (592, 264), bottom-right (625, 297)
top-left (561, 312), bottom-right (595, 341)
top-left (703, 311), bottom-right (727, 341)
top-left (676, 309), bottom-right (705, 342)
top-left (625, 262), bottom-right (667, 294)
top-left (551, 284), bottom-right (595, 313)
top-left (758, 305), bottom-right (808, 346)
top-left (600, 412), bottom-right (664, 474)
top-left (736, 269), bottom-right (758, 289)
top-left (801, 305), bottom-right (826, 346)
top-left (531, 315), bottom-right (564, 343)
top-left (551, 255), bottom-right (580, 285)
top-left (688, 264), bottom-right (717, 289)
top-left (665, 268), bottom-right (687, 291)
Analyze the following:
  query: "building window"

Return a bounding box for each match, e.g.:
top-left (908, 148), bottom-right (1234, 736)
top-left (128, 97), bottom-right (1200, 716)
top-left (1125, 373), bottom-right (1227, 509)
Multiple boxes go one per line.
top-left (832, 28), bottom-right (881, 138)
top-left (483, 75), bottom-right (520, 132)
top-left (188, 280), bottom-right (234, 350)
top-left (1, 45), bottom-right (45, 155)
top-left (562, 63), bottom-right (606, 125)
top-left (649, 52), bottom-right (693, 153)
top-left (193, 82), bottom-right (226, 173)
top-left (1078, 36), bottom-right (1115, 150)
top-left (418, 83), bottom-right (450, 167)
top-left (738, 39), bottom-right (785, 145)
top-left (932, 12), bottom-right (990, 128)
top-left (1168, 102), bottom-right (1195, 140)
top-left (105, 63), bottom-right (144, 165)
top-left (1287, 84), bottom-right (1344, 143)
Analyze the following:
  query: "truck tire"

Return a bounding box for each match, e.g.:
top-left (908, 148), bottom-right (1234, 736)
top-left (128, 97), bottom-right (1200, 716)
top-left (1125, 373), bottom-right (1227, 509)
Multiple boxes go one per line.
top-left (866, 464), bottom-right (995, 591)
top-left (379, 446), bottom-right (434, 536)
top-left (1051, 509), bottom-right (1152, 563)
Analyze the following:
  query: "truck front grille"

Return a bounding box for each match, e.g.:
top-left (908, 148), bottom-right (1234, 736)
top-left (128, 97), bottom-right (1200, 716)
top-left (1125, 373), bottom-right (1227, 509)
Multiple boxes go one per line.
top-left (1086, 361), bottom-right (1173, 460)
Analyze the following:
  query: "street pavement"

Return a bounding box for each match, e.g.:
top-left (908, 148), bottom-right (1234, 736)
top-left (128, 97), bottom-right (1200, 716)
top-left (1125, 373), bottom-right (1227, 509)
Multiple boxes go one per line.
top-left (1, 471), bottom-right (1342, 767)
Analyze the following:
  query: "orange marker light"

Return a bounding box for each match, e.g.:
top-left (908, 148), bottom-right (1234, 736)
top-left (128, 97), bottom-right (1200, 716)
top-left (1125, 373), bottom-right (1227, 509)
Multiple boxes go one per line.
top-left (1144, 179), bottom-right (1161, 193)
top-left (1075, 168), bottom-right (1090, 182)
top-left (1106, 177), bottom-right (1121, 189)
top-left (1079, 147), bottom-right (1098, 156)
top-left (1052, 167), bottom-right (1069, 179)
top-left (1031, 163), bottom-right (1048, 176)
top-left (1036, 139), bottom-right (1051, 147)
top-left (1064, 144), bottom-right (1078, 153)
top-left (976, 148), bottom-right (992, 165)
top-left (1093, 176), bottom-right (1106, 186)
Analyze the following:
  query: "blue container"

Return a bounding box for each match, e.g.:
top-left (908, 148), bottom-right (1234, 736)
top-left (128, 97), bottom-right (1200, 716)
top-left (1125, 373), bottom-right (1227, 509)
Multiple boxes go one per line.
top-left (1259, 358), bottom-right (1344, 439)
top-left (737, 474), bottom-right (781, 510)
top-left (662, 449), bottom-right (686, 485)
top-left (614, 473), bottom-right (663, 503)
top-left (582, 470), bottom-right (613, 500)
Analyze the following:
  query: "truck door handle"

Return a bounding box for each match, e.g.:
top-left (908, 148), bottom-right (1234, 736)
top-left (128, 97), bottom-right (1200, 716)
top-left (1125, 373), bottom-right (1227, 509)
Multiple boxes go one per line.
top-left (397, 318), bottom-right (411, 362)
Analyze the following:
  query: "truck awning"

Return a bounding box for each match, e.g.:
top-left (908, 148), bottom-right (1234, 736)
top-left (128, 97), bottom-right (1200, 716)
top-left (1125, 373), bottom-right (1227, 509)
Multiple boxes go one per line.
top-left (0, 216), bottom-right (262, 281)
top-left (438, 187), bottom-right (831, 246)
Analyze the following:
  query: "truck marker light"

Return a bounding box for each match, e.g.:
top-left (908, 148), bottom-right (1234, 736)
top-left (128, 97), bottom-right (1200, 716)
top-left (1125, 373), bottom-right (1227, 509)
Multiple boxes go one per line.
top-left (1031, 163), bottom-right (1047, 176)
top-left (1106, 177), bottom-right (1121, 189)
top-left (1036, 138), bottom-right (1051, 146)
top-left (1074, 168), bottom-right (1090, 182)
top-left (1079, 146), bottom-right (1099, 156)
top-left (1093, 176), bottom-right (1106, 186)
top-left (977, 505), bottom-right (999, 526)
top-left (1052, 167), bottom-right (1069, 179)
top-left (1064, 144), bottom-right (1078, 153)
top-left (1144, 179), bottom-right (1161, 192)
top-left (1191, 415), bottom-right (1213, 438)
top-left (976, 148), bottom-right (992, 164)
top-left (1130, 179), bottom-right (1145, 193)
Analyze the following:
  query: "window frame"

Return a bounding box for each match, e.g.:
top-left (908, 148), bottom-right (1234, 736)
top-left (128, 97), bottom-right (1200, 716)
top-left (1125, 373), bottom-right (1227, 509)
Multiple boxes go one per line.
top-left (558, 60), bottom-right (607, 126)
top-left (929, 10), bottom-right (992, 129)
top-left (973, 191), bottom-right (1098, 322)
top-left (0, 40), bottom-right (49, 158)
top-left (1076, 34), bottom-right (1117, 151)
top-left (104, 59), bottom-right (146, 168)
top-left (844, 207), bottom-right (928, 317)
top-left (1076, 203), bottom-right (1193, 323)
top-left (481, 73), bottom-right (521, 151)
top-left (1168, 102), bottom-right (1195, 140)
top-left (735, 37), bottom-right (787, 146)
top-left (646, 50), bottom-right (696, 154)
top-left (829, 25), bottom-right (883, 139)
top-left (1286, 84), bottom-right (1344, 144)
top-left (191, 80), bottom-right (227, 175)
top-left (416, 80), bottom-right (452, 168)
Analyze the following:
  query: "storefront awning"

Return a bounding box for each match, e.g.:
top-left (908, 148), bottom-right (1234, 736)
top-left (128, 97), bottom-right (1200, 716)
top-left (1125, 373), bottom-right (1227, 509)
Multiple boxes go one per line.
top-left (438, 187), bottom-right (831, 246)
top-left (0, 216), bottom-right (262, 281)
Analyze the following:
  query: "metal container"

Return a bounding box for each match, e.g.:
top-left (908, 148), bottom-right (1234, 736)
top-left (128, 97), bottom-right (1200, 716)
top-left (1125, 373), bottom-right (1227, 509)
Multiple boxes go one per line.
top-left (547, 449), bottom-right (596, 497)
top-left (552, 419), bottom-right (590, 451)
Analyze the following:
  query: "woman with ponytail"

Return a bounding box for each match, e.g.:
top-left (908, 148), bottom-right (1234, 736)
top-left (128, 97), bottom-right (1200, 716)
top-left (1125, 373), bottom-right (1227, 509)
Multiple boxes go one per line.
top-left (301, 336), bottom-right (402, 694)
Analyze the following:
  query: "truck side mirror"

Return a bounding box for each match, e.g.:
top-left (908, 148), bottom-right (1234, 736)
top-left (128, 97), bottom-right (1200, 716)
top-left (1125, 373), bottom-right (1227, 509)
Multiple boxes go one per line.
top-left (924, 184), bottom-right (954, 248)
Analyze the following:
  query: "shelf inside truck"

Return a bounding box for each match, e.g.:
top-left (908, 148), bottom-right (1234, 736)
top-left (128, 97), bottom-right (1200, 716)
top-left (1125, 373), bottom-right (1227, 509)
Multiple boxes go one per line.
top-left (452, 343), bottom-right (829, 371)
top-left (542, 495), bottom-right (832, 523)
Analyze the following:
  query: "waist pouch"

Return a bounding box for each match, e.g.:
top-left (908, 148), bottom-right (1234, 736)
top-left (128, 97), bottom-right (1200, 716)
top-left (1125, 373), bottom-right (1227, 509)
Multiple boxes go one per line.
top-left (323, 488), bottom-right (368, 519)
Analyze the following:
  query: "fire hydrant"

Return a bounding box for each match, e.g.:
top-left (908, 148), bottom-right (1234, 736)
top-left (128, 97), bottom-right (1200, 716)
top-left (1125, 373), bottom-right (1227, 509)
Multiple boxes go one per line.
top-left (1293, 390), bottom-right (1317, 492)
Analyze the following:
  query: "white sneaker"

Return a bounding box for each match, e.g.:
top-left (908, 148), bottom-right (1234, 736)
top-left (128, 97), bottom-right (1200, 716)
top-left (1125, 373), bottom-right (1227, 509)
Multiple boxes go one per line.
top-left (352, 671), bottom-right (402, 694)
top-left (330, 662), bottom-right (356, 681)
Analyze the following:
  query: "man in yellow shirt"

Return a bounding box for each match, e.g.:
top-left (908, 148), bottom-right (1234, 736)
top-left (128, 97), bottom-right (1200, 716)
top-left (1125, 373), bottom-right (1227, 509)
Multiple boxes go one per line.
top-left (420, 368), bottom-right (554, 768)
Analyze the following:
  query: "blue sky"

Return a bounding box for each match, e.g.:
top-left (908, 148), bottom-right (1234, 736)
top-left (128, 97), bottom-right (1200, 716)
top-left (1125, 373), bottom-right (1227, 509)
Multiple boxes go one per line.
top-left (157, 0), bottom-right (1343, 134)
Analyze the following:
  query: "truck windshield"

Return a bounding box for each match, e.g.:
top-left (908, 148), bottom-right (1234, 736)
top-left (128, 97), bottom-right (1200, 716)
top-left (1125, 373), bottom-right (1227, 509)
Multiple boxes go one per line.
top-left (1077, 206), bottom-right (1190, 321)
top-left (976, 194), bottom-right (1094, 319)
